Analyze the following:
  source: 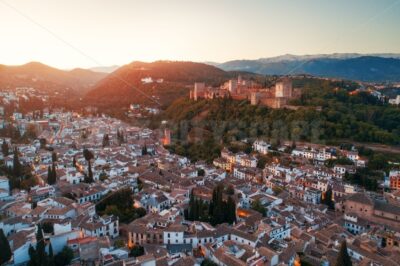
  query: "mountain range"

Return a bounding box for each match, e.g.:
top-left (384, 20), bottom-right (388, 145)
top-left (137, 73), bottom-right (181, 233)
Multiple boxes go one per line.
top-left (2, 54), bottom-right (400, 109)
top-left (216, 54), bottom-right (400, 82)
top-left (0, 62), bottom-right (107, 94)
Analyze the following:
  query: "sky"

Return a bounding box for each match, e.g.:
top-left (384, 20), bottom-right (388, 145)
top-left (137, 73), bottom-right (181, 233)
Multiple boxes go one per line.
top-left (1, 0), bottom-right (400, 69)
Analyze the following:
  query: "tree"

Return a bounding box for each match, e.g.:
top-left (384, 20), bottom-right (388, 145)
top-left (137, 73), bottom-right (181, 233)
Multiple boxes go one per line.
top-left (197, 168), bottom-right (205, 176)
top-left (47, 166), bottom-right (54, 185)
top-left (0, 228), bottom-right (12, 265)
top-left (39, 138), bottom-right (47, 149)
top-left (102, 134), bottom-right (110, 147)
top-left (226, 196), bottom-right (237, 224)
top-left (35, 224), bottom-right (47, 266)
top-left (201, 259), bottom-right (218, 266)
top-left (83, 148), bottom-right (94, 183)
top-left (129, 245), bottom-right (144, 257)
top-left (13, 147), bottom-right (22, 177)
top-left (28, 244), bottom-right (38, 266)
top-left (335, 241), bottom-right (352, 266)
top-left (48, 242), bottom-right (55, 266)
top-left (226, 185), bottom-right (235, 195)
top-left (54, 246), bottom-right (73, 266)
top-left (99, 172), bottom-right (108, 181)
top-left (52, 163), bottom-right (57, 183)
top-left (51, 152), bottom-right (57, 163)
top-left (322, 186), bottom-right (334, 210)
top-left (251, 199), bottom-right (266, 216)
top-left (142, 144), bottom-right (147, 155)
top-left (210, 184), bottom-right (225, 225)
top-left (42, 222), bottom-right (54, 234)
top-left (1, 139), bottom-right (9, 156)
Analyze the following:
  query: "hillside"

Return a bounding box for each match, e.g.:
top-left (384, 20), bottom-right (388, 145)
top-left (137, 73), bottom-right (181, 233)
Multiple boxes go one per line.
top-left (161, 77), bottom-right (400, 148)
top-left (84, 61), bottom-right (254, 108)
top-left (217, 56), bottom-right (400, 82)
top-left (0, 62), bottom-right (107, 94)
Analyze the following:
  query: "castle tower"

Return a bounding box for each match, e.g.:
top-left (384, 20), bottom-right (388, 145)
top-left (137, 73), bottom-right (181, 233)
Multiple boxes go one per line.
top-left (250, 92), bottom-right (260, 105)
top-left (193, 82), bottom-right (205, 101)
top-left (228, 80), bottom-right (237, 94)
top-left (275, 78), bottom-right (292, 98)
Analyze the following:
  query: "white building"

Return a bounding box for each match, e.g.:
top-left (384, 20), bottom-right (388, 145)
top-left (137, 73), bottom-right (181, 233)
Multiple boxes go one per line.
top-left (388, 95), bottom-right (400, 105)
top-left (253, 140), bottom-right (271, 154)
top-left (80, 215), bottom-right (119, 239)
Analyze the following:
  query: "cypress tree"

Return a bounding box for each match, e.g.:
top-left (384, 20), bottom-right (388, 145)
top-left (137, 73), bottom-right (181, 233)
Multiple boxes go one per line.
top-left (87, 161), bottom-right (93, 182)
top-left (51, 163), bottom-right (57, 184)
top-left (102, 134), bottom-right (110, 147)
top-left (51, 152), bottom-right (57, 163)
top-left (227, 196), bottom-right (236, 224)
top-left (212, 184), bottom-right (225, 225)
top-left (13, 147), bottom-right (22, 177)
top-left (47, 166), bottom-right (54, 185)
top-left (28, 244), bottom-right (38, 266)
top-left (0, 228), bottom-right (12, 265)
top-left (83, 149), bottom-right (94, 183)
top-left (36, 224), bottom-right (46, 266)
top-left (188, 190), bottom-right (195, 220)
top-left (48, 242), bottom-right (53, 257)
top-left (323, 186), bottom-right (334, 210)
top-left (335, 241), bottom-right (352, 266)
top-left (192, 198), bottom-right (199, 221)
top-left (48, 242), bottom-right (55, 266)
top-left (1, 139), bottom-right (9, 156)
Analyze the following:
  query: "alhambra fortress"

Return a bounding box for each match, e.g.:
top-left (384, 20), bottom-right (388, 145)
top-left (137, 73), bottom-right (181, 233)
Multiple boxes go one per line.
top-left (190, 76), bottom-right (301, 108)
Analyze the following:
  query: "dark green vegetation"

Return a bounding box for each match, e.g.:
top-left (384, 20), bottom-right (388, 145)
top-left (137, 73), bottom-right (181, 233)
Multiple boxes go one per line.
top-left (28, 224), bottom-right (59, 266)
top-left (158, 77), bottom-right (400, 164)
top-left (251, 199), bottom-right (266, 216)
top-left (0, 228), bottom-right (12, 265)
top-left (0, 124), bottom-right (37, 144)
top-left (344, 146), bottom-right (400, 192)
top-left (83, 148), bottom-right (94, 183)
top-left (201, 258), bottom-right (219, 266)
top-left (47, 164), bottom-right (57, 185)
top-left (95, 188), bottom-right (146, 223)
top-left (129, 245), bottom-right (145, 257)
top-left (185, 184), bottom-right (236, 226)
top-left (335, 241), bottom-right (353, 266)
top-left (321, 186), bottom-right (334, 210)
top-left (0, 148), bottom-right (38, 191)
top-left (53, 246), bottom-right (74, 266)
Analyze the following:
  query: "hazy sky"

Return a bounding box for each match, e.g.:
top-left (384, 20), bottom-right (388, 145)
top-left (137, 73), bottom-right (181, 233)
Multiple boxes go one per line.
top-left (1, 0), bottom-right (400, 68)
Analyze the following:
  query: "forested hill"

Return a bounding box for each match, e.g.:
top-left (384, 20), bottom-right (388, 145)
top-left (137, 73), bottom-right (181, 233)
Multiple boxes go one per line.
top-left (161, 78), bottom-right (400, 150)
top-left (84, 61), bottom-right (263, 110)
top-left (0, 62), bottom-right (106, 94)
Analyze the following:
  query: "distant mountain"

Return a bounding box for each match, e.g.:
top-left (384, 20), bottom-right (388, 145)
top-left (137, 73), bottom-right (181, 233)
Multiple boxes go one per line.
top-left (89, 65), bottom-right (120, 73)
top-left (217, 54), bottom-right (400, 82)
top-left (85, 61), bottom-right (244, 108)
top-left (0, 62), bottom-right (107, 94)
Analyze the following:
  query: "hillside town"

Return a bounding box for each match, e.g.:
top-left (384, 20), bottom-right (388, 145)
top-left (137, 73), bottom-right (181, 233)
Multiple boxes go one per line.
top-left (0, 96), bottom-right (399, 266)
